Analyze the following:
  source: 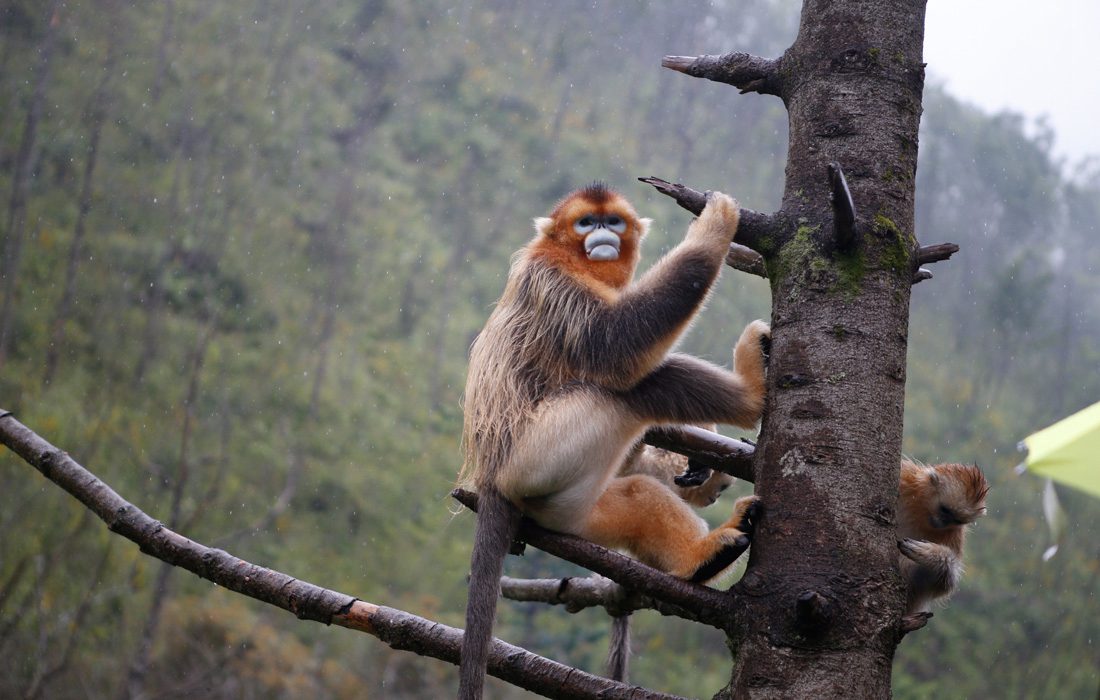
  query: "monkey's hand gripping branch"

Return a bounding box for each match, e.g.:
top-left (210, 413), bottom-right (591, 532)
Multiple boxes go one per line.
top-left (640, 176), bottom-right (961, 285)
top-left (0, 410), bottom-right (688, 700)
top-left (451, 489), bottom-right (743, 631)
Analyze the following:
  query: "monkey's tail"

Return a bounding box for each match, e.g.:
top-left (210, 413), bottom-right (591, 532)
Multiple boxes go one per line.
top-left (458, 488), bottom-right (521, 700)
top-left (606, 613), bottom-right (632, 682)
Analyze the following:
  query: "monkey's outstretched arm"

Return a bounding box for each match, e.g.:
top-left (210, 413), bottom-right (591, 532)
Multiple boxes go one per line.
top-left (554, 194), bottom-right (741, 387)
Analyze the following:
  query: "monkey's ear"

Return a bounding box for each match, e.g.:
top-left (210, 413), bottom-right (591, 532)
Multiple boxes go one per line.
top-left (637, 218), bottom-right (653, 239)
top-left (534, 217), bottom-right (554, 237)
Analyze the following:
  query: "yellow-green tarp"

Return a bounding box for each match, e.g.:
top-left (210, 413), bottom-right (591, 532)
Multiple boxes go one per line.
top-left (1023, 400), bottom-right (1100, 500)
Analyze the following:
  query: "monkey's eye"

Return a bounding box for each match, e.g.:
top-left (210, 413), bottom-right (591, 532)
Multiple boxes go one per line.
top-left (574, 216), bottom-right (597, 234)
top-left (938, 505), bottom-right (957, 524)
top-left (606, 215), bottom-right (627, 233)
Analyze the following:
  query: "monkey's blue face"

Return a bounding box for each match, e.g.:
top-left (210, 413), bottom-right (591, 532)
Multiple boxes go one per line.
top-left (574, 214), bottom-right (627, 261)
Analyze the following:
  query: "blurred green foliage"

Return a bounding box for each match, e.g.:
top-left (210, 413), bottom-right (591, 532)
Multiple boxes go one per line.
top-left (0, 1), bottom-right (1097, 698)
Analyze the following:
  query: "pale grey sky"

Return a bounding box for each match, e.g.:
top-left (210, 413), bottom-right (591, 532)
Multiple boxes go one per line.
top-left (924, 0), bottom-right (1100, 168)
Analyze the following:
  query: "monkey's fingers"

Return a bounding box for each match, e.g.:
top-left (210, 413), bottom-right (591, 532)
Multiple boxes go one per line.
top-left (674, 460), bottom-right (712, 487)
top-left (897, 538), bottom-right (935, 563)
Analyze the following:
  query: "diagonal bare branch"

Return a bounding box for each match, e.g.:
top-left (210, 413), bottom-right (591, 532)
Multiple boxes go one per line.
top-left (0, 410), bottom-right (683, 700)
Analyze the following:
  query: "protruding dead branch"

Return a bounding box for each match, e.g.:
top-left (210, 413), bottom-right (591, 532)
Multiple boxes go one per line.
top-left (916, 243), bottom-right (959, 265)
top-left (828, 162), bottom-right (857, 251)
top-left (642, 425), bottom-right (755, 483)
top-left (727, 242), bottom-right (767, 279)
top-left (900, 611), bottom-right (933, 636)
top-left (451, 489), bottom-right (739, 628)
top-left (794, 590), bottom-right (832, 632)
top-left (912, 268), bottom-right (933, 284)
top-left (662, 53), bottom-right (783, 96)
top-left (0, 410), bottom-right (681, 700)
top-left (638, 176), bottom-right (774, 255)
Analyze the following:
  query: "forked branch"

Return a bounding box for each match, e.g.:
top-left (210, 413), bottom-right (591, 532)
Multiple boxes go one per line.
top-left (0, 411), bottom-right (681, 700)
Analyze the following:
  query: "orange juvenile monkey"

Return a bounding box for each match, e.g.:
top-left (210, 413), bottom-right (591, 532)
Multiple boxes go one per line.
top-left (897, 459), bottom-right (989, 614)
top-left (458, 184), bottom-right (769, 698)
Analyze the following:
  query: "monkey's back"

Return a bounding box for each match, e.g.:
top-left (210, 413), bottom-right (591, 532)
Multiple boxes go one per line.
top-left (461, 255), bottom-right (603, 489)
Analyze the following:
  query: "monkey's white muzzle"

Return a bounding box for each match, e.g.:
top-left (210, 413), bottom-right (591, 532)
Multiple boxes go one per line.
top-left (584, 230), bottom-right (621, 261)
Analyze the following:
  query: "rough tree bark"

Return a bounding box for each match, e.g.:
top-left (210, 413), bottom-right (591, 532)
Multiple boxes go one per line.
top-left (660, 0), bottom-right (939, 696)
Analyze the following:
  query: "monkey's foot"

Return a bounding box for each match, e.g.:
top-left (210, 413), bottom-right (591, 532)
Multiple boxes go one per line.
top-left (674, 458), bottom-right (712, 488)
top-left (731, 494), bottom-right (762, 535)
top-left (898, 538), bottom-right (939, 565)
top-left (684, 496), bottom-right (761, 583)
top-left (733, 320), bottom-right (771, 416)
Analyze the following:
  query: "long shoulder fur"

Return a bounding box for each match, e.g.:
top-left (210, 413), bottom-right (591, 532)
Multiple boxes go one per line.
top-left (460, 254), bottom-right (599, 491)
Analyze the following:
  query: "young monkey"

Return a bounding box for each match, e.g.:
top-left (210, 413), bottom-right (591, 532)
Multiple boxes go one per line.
top-left (619, 425), bottom-right (736, 508)
top-left (458, 184), bottom-right (768, 698)
top-left (897, 459), bottom-right (989, 614)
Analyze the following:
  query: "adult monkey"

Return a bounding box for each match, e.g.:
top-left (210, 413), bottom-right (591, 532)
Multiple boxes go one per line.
top-left (458, 183), bottom-right (769, 698)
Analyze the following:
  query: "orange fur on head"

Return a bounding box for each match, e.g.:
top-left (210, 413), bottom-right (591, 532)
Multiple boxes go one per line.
top-left (530, 183), bottom-right (651, 292)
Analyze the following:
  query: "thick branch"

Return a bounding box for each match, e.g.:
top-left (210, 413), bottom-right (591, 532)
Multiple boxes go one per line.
top-left (638, 176), bottom-right (774, 255)
top-left (915, 243), bottom-right (959, 265)
top-left (500, 575), bottom-right (724, 627)
top-left (0, 411), bottom-right (679, 700)
top-left (662, 53), bottom-right (783, 96)
top-left (451, 489), bottom-right (738, 628)
top-left (642, 426), bottom-right (755, 483)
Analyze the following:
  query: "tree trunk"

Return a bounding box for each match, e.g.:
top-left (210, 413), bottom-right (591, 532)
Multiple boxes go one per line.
top-left (0, 0), bottom-right (63, 367)
top-left (682, 1), bottom-right (928, 697)
top-left (44, 32), bottom-right (118, 385)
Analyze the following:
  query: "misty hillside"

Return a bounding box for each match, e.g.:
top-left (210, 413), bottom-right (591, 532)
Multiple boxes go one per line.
top-left (1, 1), bottom-right (1097, 697)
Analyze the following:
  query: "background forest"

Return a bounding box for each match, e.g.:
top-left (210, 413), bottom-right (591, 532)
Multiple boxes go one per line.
top-left (1, 1), bottom-right (1098, 698)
